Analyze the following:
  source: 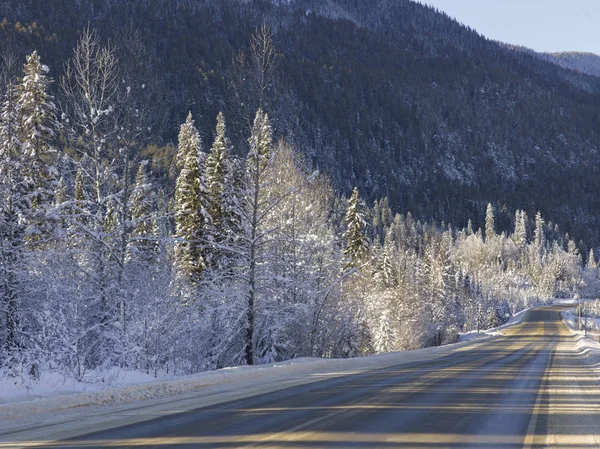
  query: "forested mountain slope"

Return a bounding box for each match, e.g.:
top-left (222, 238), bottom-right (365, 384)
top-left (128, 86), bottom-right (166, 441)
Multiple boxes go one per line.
top-left (549, 52), bottom-right (600, 78)
top-left (0, 0), bottom-right (595, 382)
top-left (2, 0), bottom-right (600, 246)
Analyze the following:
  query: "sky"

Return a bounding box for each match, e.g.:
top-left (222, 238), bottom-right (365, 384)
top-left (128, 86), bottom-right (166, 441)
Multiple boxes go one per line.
top-left (420, 0), bottom-right (600, 55)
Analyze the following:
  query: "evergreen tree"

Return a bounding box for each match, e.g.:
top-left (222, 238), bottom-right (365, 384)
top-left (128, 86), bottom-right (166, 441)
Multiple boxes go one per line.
top-left (174, 113), bottom-right (207, 285)
top-left (587, 248), bottom-right (597, 270)
top-left (466, 219), bottom-right (474, 236)
top-left (16, 51), bottom-right (59, 243)
top-left (17, 51), bottom-right (58, 182)
top-left (374, 227), bottom-right (396, 287)
top-left (534, 211), bottom-right (546, 266)
top-left (0, 79), bottom-right (27, 374)
top-left (343, 187), bottom-right (368, 270)
top-left (206, 112), bottom-right (232, 230)
top-left (203, 112), bottom-right (234, 270)
top-left (484, 203), bottom-right (495, 242)
top-left (0, 52), bottom-right (58, 375)
top-left (128, 163), bottom-right (156, 263)
top-left (514, 210), bottom-right (528, 254)
top-left (358, 320), bottom-right (375, 356)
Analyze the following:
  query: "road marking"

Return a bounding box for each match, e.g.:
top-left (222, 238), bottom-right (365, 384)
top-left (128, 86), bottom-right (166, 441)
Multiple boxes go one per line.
top-left (236, 349), bottom-right (514, 449)
top-left (522, 346), bottom-right (553, 449)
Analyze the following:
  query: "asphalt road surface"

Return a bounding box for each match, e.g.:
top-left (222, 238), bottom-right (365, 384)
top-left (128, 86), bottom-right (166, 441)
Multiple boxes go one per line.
top-left (15, 306), bottom-right (600, 448)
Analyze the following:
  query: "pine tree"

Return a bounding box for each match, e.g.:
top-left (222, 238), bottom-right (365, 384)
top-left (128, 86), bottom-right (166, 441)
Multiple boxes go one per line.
top-left (17, 51), bottom-right (58, 174)
top-left (466, 219), bottom-right (474, 236)
top-left (514, 209), bottom-right (528, 254)
top-left (206, 112), bottom-right (232, 230)
top-left (174, 112), bottom-right (207, 285)
top-left (0, 79), bottom-right (27, 374)
top-left (0, 52), bottom-right (59, 374)
top-left (484, 203), bottom-right (495, 243)
top-left (374, 227), bottom-right (396, 287)
top-left (534, 211), bottom-right (546, 266)
top-left (587, 248), bottom-right (597, 270)
top-left (128, 163), bottom-right (156, 263)
top-left (343, 187), bottom-right (368, 270)
top-left (203, 112), bottom-right (234, 270)
top-left (247, 108), bottom-right (272, 172)
top-left (358, 320), bottom-right (375, 356)
top-left (16, 51), bottom-right (59, 243)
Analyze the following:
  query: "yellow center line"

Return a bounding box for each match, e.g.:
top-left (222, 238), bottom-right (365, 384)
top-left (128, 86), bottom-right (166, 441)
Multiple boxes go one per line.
top-left (522, 328), bottom-right (554, 448)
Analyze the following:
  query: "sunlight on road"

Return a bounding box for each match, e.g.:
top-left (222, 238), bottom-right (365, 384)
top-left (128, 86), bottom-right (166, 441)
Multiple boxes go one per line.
top-left (3, 432), bottom-right (599, 448)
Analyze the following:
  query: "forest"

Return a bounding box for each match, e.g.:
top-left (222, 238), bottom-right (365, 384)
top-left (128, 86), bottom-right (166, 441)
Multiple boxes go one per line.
top-left (0, 22), bottom-right (592, 383)
top-left (2, 0), bottom-right (600, 247)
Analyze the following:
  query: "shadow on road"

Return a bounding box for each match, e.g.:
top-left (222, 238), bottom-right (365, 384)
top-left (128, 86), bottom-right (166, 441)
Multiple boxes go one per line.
top-left (15, 306), bottom-right (600, 448)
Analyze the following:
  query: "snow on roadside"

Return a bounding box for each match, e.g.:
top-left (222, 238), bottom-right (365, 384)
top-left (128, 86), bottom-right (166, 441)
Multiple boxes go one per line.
top-left (0, 303), bottom-right (543, 428)
top-left (561, 307), bottom-right (600, 369)
top-left (0, 369), bottom-right (175, 404)
top-left (0, 357), bottom-right (323, 421)
top-left (0, 336), bottom-right (502, 428)
top-left (562, 308), bottom-right (600, 336)
top-left (459, 305), bottom-right (535, 342)
top-left (459, 300), bottom-right (579, 343)
top-left (1, 307), bottom-right (546, 445)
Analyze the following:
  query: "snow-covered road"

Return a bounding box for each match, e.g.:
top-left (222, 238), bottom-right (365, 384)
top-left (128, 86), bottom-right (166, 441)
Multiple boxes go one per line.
top-left (2, 304), bottom-right (600, 448)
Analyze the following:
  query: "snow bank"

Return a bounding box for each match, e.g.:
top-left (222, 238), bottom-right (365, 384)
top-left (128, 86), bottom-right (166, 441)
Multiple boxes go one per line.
top-left (459, 305), bottom-right (536, 342)
top-left (1, 303), bottom-right (547, 443)
top-left (0, 358), bottom-right (318, 420)
top-left (0, 336), bottom-right (501, 429)
top-left (459, 300), bottom-right (579, 343)
top-left (561, 308), bottom-right (600, 369)
top-left (0, 308), bottom-right (540, 445)
top-left (0, 303), bottom-right (560, 427)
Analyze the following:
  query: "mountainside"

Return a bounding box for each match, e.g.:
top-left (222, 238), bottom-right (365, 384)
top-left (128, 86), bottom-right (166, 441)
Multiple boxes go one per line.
top-left (550, 52), bottom-right (600, 78)
top-left (0, 0), bottom-right (596, 385)
top-left (2, 0), bottom-right (600, 245)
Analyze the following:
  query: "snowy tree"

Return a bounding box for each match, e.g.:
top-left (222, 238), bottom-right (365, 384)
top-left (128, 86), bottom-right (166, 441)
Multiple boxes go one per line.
top-left (206, 112), bottom-right (231, 228)
top-left (587, 248), bottom-right (597, 270)
top-left (422, 234), bottom-right (458, 346)
top-left (0, 78), bottom-right (28, 375)
top-left (60, 27), bottom-right (120, 201)
top-left (174, 112), bottom-right (208, 285)
top-left (204, 112), bottom-right (233, 268)
top-left (343, 188), bottom-right (369, 270)
top-left (221, 108), bottom-right (285, 366)
top-left (57, 28), bottom-right (139, 369)
top-left (533, 211), bottom-right (546, 266)
top-left (16, 51), bottom-right (59, 221)
top-left (484, 203), bottom-right (495, 242)
top-left (256, 141), bottom-right (340, 361)
top-left (0, 51), bottom-right (60, 377)
top-left (229, 25), bottom-right (278, 130)
top-left (514, 210), bottom-right (528, 255)
top-left (358, 320), bottom-right (375, 356)
top-left (128, 162), bottom-right (156, 263)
